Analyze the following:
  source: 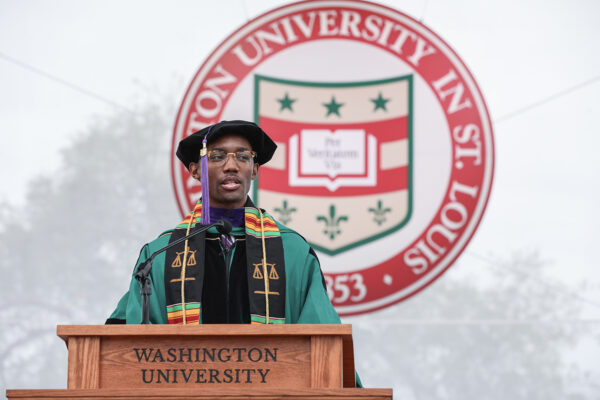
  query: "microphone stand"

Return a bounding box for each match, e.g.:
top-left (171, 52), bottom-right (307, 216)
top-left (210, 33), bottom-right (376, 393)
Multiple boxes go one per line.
top-left (135, 219), bottom-right (232, 324)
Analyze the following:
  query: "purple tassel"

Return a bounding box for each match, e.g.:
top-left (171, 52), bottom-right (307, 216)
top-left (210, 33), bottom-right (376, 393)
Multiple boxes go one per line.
top-left (201, 136), bottom-right (210, 225)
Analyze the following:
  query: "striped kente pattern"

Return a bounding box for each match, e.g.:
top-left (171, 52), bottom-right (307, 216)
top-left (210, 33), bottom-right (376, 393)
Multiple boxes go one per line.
top-left (166, 199), bottom-right (284, 325)
top-left (167, 302), bottom-right (200, 324)
top-left (245, 208), bottom-right (280, 238)
top-left (175, 202), bottom-right (203, 229)
top-left (251, 314), bottom-right (285, 324)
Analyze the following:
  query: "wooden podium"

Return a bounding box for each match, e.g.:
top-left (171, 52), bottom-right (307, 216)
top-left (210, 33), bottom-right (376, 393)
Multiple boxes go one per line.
top-left (6, 324), bottom-right (392, 400)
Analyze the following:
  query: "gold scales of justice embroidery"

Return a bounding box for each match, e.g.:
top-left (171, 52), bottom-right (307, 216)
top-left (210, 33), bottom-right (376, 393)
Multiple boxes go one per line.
top-left (169, 246), bottom-right (198, 283)
top-left (171, 246), bottom-right (197, 268)
top-left (253, 259), bottom-right (280, 296)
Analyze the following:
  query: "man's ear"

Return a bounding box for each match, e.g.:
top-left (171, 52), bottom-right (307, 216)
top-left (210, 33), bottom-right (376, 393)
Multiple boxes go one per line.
top-left (189, 162), bottom-right (201, 180)
top-left (252, 163), bottom-right (259, 180)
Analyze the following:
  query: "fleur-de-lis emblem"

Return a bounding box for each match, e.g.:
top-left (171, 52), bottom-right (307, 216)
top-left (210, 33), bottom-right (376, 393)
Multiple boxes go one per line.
top-left (316, 205), bottom-right (348, 240)
top-left (368, 200), bottom-right (392, 225)
top-left (273, 199), bottom-right (297, 225)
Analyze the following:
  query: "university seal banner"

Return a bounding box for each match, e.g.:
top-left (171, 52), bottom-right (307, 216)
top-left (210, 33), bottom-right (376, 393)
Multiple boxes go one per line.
top-left (171, 0), bottom-right (495, 315)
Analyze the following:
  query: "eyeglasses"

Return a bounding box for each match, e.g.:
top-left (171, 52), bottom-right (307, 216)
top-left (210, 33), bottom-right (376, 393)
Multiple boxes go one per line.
top-left (207, 150), bottom-right (256, 164)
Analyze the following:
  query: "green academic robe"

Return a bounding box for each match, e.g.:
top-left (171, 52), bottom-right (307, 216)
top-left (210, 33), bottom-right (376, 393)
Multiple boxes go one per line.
top-left (108, 222), bottom-right (363, 387)
top-left (109, 223), bottom-right (341, 325)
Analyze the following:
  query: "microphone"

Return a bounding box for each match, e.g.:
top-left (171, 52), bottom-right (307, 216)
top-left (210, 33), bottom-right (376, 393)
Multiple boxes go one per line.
top-left (217, 219), bottom-right (232, 235)
top-left (135, 219), bottom-right (230, 324)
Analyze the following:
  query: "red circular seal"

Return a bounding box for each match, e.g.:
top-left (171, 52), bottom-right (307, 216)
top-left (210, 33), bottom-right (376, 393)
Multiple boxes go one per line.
top-left (171, 0), bottom-right (494, 316)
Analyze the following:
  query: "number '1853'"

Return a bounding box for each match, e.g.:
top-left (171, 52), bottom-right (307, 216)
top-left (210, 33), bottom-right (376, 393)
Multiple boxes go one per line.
top-left (324, 273), bottom-right (367, 304)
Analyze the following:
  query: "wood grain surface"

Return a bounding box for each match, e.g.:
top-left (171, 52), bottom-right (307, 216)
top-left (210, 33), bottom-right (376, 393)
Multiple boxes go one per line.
top-left (99, 336), bottom-right (310, 388)
top-left (6, 387), bottom-right (392, 400)
top-left (310, 336), bottom-right (342, 388)
top-left (67, 337), bottom-right (100, 389)
top-left (57, 325), bottom-right (352, 340)
top-left (59, 325), bottom-right (355, 390)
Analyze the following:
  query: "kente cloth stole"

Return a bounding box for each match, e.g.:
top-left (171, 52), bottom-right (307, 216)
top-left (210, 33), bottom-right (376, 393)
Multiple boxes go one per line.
top-left (164, 200), bottom-right (286, 325)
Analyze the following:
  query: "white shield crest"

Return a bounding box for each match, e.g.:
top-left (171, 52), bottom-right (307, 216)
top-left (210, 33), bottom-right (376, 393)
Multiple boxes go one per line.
top-left (254, 75), bottom-right (413, 255)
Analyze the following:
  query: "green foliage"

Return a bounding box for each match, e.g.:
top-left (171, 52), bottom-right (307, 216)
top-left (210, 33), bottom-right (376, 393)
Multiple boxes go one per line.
top-left (350, 251), bottom-right (595, 399)
top-left (0, 96), bottom-right (178, 390)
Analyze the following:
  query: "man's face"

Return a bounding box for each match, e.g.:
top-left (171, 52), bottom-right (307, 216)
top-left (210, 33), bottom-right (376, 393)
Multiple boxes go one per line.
top-left (189, 133), bottom-right (258, 209)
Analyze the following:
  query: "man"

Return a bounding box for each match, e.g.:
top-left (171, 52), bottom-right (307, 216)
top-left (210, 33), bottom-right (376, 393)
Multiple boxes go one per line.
top-left (107, 120), bottom-right (341, 325)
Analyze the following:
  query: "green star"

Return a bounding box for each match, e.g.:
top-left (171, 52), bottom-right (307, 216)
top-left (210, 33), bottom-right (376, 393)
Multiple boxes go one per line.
top-left (323, 96), bottom-right (344, 117)
top-left (371, 92), bottom-right (390, 112)
top-left (277, 92), bottom-right (296, 112)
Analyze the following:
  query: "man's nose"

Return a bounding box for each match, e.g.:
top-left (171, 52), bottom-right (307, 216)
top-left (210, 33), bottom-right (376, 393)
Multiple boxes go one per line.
top-left (222, 154), bottom-right (239, 171)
